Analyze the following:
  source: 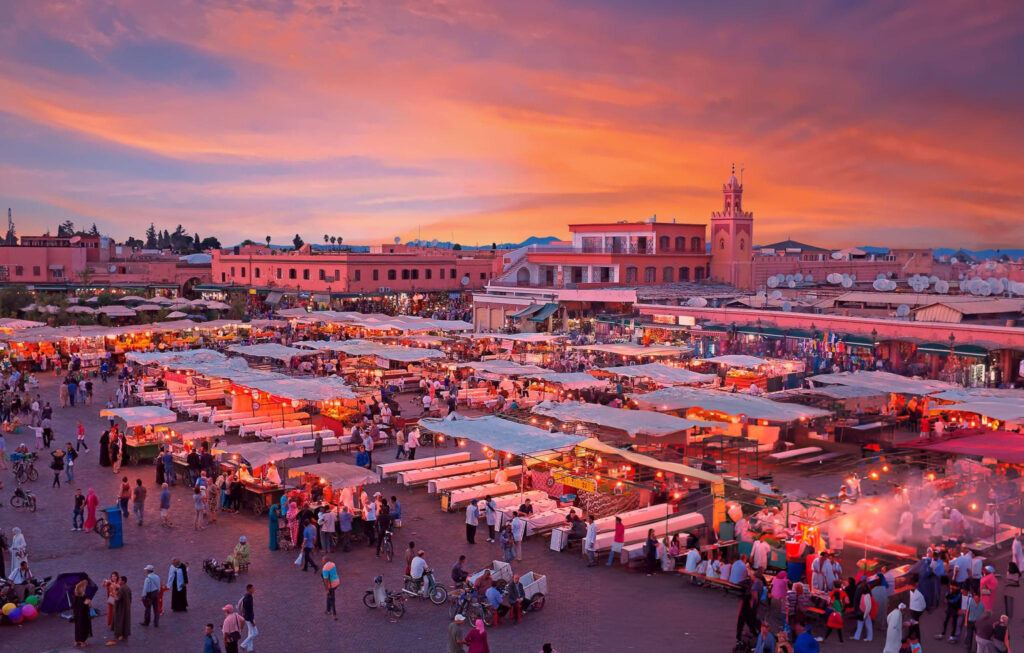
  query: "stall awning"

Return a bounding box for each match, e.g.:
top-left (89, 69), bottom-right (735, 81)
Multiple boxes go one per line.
top-left (221, 442), bottom-right (305, 468)
top-left (420, 414), bottom-right (585, 455)
top-left (577, 438), bottom-right (721, 483)
top-left (916, 342), bottom-right (953, 356)
top-left (905, 431), bottom-right (1024, 465)
top-left (953, 344), bottom-right (990, 359)
top-left (100, 406), bottom-right (178, 428)
top-left (47, 264), bottom-right (65, 270)
top-left (735, 325), bottom-right (784, 339)
top-left (532, 400), bottom-right (719, 437)
top-left (265, 292), bottom-right (283, 306)
top-left (312, 294), bottom-right (330, 303)
top-left (842, 334), bottom-right (875, 348)
top-left (697, 323), bottom-right (729, 333)
top-left (599, 363), bottom-right (716, 386)
top-left (156, 421), bottom-right (223, 440)
top-left (527, 303), bottom-right (560, 323)
top-left (286, 462), bottom-right (378, 489)
top-left (509, 304), bottom-right (543, 319)
top-left (786, 329), bottom-right (816, 340)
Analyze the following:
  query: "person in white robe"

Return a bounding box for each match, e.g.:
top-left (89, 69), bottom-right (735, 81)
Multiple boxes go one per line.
top-left (882, 603), bottom-right (906, 653)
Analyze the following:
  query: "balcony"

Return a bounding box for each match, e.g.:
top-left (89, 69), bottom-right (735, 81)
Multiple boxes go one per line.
top-left (524, 243), bottom-right (656, 255)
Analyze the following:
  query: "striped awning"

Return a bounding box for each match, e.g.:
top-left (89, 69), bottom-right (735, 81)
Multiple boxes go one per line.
top-left (509, 304), bottom-right (543, 319)
top-left (527, 303), bottom-right (560, 323)
top-left (953, 344), bottom-right (990, 359)
top-left (265, 291), bottom-right (283, 306)
top-left (916, 342), bottom-right (953, 356)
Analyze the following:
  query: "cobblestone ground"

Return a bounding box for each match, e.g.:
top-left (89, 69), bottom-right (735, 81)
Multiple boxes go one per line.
top-left (1, 375), bottom-right (1021, 652)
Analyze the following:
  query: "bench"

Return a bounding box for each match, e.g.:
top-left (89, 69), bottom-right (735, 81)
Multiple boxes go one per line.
top-left (675, 568), bottom-right (745, 594)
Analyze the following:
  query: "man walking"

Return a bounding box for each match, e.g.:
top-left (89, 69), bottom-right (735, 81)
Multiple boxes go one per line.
top-left (159, 482), bottom-right (172, 528)
top-left (584, 515), bottom-right (598, 567)
top-left (314, 433), bottom-right (323, 464)
top-left (361, 430), bottom-right (374, 470)
top-left (119, 476), bottom-right (131, 518)
top-left (72, 488), bottom-right (85, 531)
top-left (301, 519), bottom-right (319, 572)
top-left (319, 507), bottom-right (336, 553)
top-left (511, 511), bottom-right (526, 561)
top-left (132, 478), bottom-right (147, 526)
top-left (321, 556), bottom-right (339, 621)
top-left (141, 564), bottom-right (160, 627)
top-left (76, 421), bottom-right (89, 451)
top-left (406, 426), bottom-right (419, 460)
top-left (239, 584), bottom-right (257, 652)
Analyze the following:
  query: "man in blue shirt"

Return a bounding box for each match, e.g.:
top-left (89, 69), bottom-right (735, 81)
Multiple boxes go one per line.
top-left (484, 581), bottom-right (509, 619)
top-left (355, 445), bottom-right (370, 469)
top-left (792, 621), bottom-right (819, 653)
top-left (338, 507), bottom-right (353, 552)
top-left (301, 519), bottom-right (319, 572)
top-left (141, 564), bottom-right (161, 627)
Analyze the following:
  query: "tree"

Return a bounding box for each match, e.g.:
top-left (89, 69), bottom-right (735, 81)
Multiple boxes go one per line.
top-left (144, 223), bottom-right (158, 248)
top-left (124, 237), bottom-right (143, 248)
top-left (293, 234), bottom-right (304, 249)
top-left (89, 223), bottom-right (100, 237)
top-left (324, 234), bottom-right (329, 245)
top-left (193, 233), bottom-right (201, 250)
top-left (336, 236), bottom-right (342, 247)
top-left (57, 220), bottom-right (76, 237)
top-left (452, 243), bottom-right (462, 250)
top-left (78, 267), bottom-right (93, 288)
top-left (0, 285), bottom-right (33, 317)
top-left (491, 242), bottom-right (496, 250)
top-left (161, 229), bottom-right (171, 249)
top-left (200, 236), bottom-right (221, 250)
top-left (265, 235), bottom-right (271, 247)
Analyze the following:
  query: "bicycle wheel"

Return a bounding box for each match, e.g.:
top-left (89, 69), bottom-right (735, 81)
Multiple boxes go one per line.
top-left (363, 591), bottom-right (378, 609)
top-left (386, 600), bottom-right (405, 621)
top-left (14, 470), bottom-right (26, 484)
top-left (448, 597), bottom-right (466, 619)
top-left (527, 593), bottom-right (545, 611)
top-left (383, 539), bottom-right (394, 562)
top-left (10, 495), bottom-right (24, 508)
top-left (429, 584), bottom-right (448, 605)
top-left (26, 468), bottom-right (39, 482)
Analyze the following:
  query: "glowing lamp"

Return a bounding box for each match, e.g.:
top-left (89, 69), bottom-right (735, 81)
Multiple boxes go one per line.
top-left (869, 471), bottom-right (879, 480)
top-left (882, 465), bottom-right (890, 472)
top-left (970, 503), bottom-right (978, 511)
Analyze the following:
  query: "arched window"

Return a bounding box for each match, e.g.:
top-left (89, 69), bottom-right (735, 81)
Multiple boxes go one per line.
top-left (625, 266), bottom-right (638, 283)
top-left (694, 266), bottom-right (705, 281)
top-left (719, 238), bottom-right (726, 250)
top-left (679, 267), bottom-right (690, 282)
top-left (644, 266), bottom-right (656, 283)
top-left (288, 268), bottom-right (297, 279)
top-left (387, 269), bottom-right (397, 281)
top-left (658, 235), bottom-right (670, 251)
top-left (401, 269), bottom-right (410, 280)
top-left (691, 237), bottom-right (702, 251)
top-left (674, 236), bottom-right (686, 252)
top-left (739, 238), bottom-right (745, 251)
top-left (662, 267), bottom-right (674, 283)
top-left (516, 268), bottom-right (531, 285)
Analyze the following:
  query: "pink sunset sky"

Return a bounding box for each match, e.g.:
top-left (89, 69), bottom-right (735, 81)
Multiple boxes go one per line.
top-left (1, 0), bottom-right (1022, 248)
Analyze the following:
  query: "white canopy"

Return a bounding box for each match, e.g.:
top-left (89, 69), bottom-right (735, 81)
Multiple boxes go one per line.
top-left (221, 442), bottom-right (305, 468)
top-left (0, 318), bottom-right (45, 330)
top-left (287, 462), bottom-right (378, 489)
top-left (630, 387), bottom-right (831, 423)
top-left (279, 310), bottom-right (473, 333)
top-left (419, 413), bottom-right (585, 454)
top-left (531, 400), bottom-right (717, 437)
top-left (156, 421), bottom-right (223, 440)
top-left (809, 370), bottom-right (957, 396)
top-left (700, 355), bottom-right (770, 368)
top-left (100, 406), bottom-right (178, 428)
top-left (455, 360), bottom-right (549, 377)
top-left (930, 401), bottom-right (1024, 423)
top-left (522, 372), bottom-right (607, 390)
top-left (228, 343), bottom-right (319, 362)
top-left (572, 342), bottom-right (691, 358)
top-left (466, 332), bottom-right (565, 344)
top-left (599, 363), bottom-right (716, 386)
top-left (295, 339), bottom-right (446, 362)
top-left (578, 438), bottom-right (721, 483)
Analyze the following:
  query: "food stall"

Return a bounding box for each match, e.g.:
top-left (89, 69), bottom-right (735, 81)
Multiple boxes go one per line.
top-left (99, 406), bottom-right (179, 464)
top-left (219, 441), bottom-right (305, 514)
top-left (285, 461), bottom-right (379, 507)
top-left (595, 362), bottom-right (717, 391)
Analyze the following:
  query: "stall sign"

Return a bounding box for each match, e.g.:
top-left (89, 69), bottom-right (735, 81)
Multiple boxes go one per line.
top-left (552, 469), bottom-right (597, 493)
top-left (165, 371), bottom-right (189, 385)
top-left (192, 377), bottom-right (212, 388)
top-left (711, 480), bottom-right (726, 534)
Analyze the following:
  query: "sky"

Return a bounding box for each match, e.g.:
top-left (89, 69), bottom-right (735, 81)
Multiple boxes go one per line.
top-left (1, 0), bottom-right (1023, 249)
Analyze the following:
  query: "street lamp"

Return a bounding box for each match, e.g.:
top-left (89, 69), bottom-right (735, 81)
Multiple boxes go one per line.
top-left (948, 332), bottom-right (956, 354)
top-left (871, 328), bottom-right (878, 346)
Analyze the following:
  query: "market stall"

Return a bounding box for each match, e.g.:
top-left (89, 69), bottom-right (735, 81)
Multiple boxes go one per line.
top-left (99, 406), bottom-right (179, 464)
top-left (219, 442), bottom-right (305, 514)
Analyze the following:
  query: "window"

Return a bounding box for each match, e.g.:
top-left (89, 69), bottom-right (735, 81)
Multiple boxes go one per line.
top-left (480, 272), bottom-right (486, 280)
top-left (719, 238), bottom-right (725, 250)
top-left (625, 266), bottom-right (638, 283)
top-left (450, 268), bottom-right (456, 278)
top-left (691, 237), bottom-right (702, 252)
top-left (276, 268), bottom-right (282, 279)
top-left (318, 269), bottom-right (325, 281)
top-left (411, 269), bottom-right (419, 280)
top-left (739, 238), bottom-right (745, 251)
top-left (658, 235), bottom-right (670, 251)
top-left (439, 269), bottom-right (445, 279)
top-left (230, 267), bottom-right (236, 277)
top-left (372, 269), bottom-right (379, 281)
top-left (240, 267), bottom-right (246, 277)
top-left (675, 236), bottom-right (686, 252)
top-left (425, 269), bottom-right (432, 279)
top-left (679, 267), bottom-right (690, 282)
top-left (354, 270), bottom-right (361, 282)
top-left (662, 267), bottom-right (674, 283)
top-left (32, 266), bottom-right (40, 276)
top-left (401, 269), bottom-right (410, 280)
top-left (387, 270), bottom-right (396, 281)
top-left (254, 268), bottom-right (261, 278)
top-left (220, 272), bottom-right (226, 282)
top-left (644, 266), bottom-right (656, 283)
top-left (303, 269), bottom-right (310, 280)
top-left (289, 268), bottom-right (297, 279)
top-left (695, 266), bottom-right (705, 281)
top-left (335, 269), bottom-right (340, 280)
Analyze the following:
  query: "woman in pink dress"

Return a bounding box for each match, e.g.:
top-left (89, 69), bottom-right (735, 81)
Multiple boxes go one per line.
top-left (286, 501), bottom-right (299, 545)
top-left (83, 488), bottom-right (99, 531)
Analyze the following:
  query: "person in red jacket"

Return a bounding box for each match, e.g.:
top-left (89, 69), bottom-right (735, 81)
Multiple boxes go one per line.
top-left (606, 517), bottom-right (625, 566)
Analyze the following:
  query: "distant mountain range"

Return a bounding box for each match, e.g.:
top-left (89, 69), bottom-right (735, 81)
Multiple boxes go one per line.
top-left (401, 236), bottom-right (561, 250)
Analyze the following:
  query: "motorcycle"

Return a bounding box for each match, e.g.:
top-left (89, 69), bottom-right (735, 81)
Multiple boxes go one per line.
top-left (363, 575), bottom-right (406, 621)
top-left (10, 485), bottom-right (37, 512)
top-left (402, 569), bottom-right (448, 605)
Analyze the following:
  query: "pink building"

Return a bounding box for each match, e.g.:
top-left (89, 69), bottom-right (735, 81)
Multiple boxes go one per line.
top-left (752, 240), bottom-right (949, 288)
top-left (211, 243), bottom-right (503, 295)
top-left (0, 235), bottom-right (211, 295)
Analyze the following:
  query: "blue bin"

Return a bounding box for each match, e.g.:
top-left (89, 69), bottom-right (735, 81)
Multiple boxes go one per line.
top-left (102, 506), bottom-right (124, 549)
top-left (786, 560), bottom-right (803, 583)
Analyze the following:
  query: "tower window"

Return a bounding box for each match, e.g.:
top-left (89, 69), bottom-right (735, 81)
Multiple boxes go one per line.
top-left (719, 238), bottom-right (726, 250)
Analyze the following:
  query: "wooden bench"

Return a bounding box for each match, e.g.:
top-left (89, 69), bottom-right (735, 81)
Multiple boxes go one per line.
top-left (675, 568), bottom-right (745, 594)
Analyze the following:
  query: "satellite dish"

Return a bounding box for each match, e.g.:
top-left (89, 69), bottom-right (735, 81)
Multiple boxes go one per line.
top-left (430, 239), bottom-right (439, 247)
top-left (841, 277), bottom-right (853, 288)
top-left (850, 274), bottom-right (857, 281)
top-left (788, 280), bottom-right (796, 288)
top-left (766, 277), bottom-right (779, 288)
top-left (794, 273), bottom-right (803, 282)
top-left (877, 273), bottom-right (887, 280)
top-left (935, 280), bottom-right (950, 294)
top-left (873, 279), bottom-right (890, 292)
top-left (108, 265), bottom-right (117, 273)
top-left (785, 274), bottom-right (794, 283)
top-left (804, 274), bottom-right (813, 282)
top-left (896, 304), bottom-right (910, 318)
top-left (770, 290), bottom-right (782, 299)
top-left (686, 297), bottom-right (708, 307)
top-left (929, 275), bottom-right (939, 284)
top-left (756, 290), bottom-right (765, 297)
top-left (831, 251), bottom-right (842, 260)
top-left (988, 278), bottom-right (1004, 293)
top-left (460, 276), bottom-right (470, 286)
top-left (951, 257), bottom-right (958, 263)
top-left (393, 236), bottom-right (401, 244)
top-left (781, 301), bottom-right (792, 312)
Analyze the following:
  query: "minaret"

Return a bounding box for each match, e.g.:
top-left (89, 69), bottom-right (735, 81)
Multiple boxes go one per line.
top-left (709, 164), bottom-right (754, 289)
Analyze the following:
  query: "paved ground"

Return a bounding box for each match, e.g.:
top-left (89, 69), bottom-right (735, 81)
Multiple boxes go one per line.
top-left (2, 375), bottom-right (1022, 652)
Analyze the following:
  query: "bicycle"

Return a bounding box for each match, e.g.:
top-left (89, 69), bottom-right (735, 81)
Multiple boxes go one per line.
top-left (10, 485), bottom-right (36, 512)
top-left (379, 529), bottom-right (394, 562)
top-left (12, 459), bottom-right (39, 484)
top-left (93, 516), bottom-right (114, 539)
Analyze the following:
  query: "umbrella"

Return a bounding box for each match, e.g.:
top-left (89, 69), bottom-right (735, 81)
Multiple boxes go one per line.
top-left (204, 301), bottom-right (232, 310)
top-left (148, 297), bottom-right (172, 304)
top-left (118, 295), bottom-right (148, 303)
top-left (41, 572), bottom-right (98, 613)
top-left (165, 310), bottom-right (188, 319)
top-left (135, 304), bottom-right (162, 311)
top-left (85, 297), bottom-right (99, 303)
top-left (66, 306), bottom-right (96, 314)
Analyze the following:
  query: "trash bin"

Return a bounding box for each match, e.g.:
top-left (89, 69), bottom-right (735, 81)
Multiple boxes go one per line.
top-left (102, 506), bottom-right (123, 549)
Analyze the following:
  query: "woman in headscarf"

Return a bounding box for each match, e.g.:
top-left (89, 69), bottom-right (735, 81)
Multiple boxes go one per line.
top-left (286, 501), bottom-right (299, 546)
top-left (83, 489), bottom-right (99, 532)
top-left (72, 578), bottom-right (93, 648)
top-left (167, 559), bottom-right (189, 612)
top-left (8, 527), bottom-right (28, 574)
top-left (463, 618), bottom-right (489, 653)
top-left (98, 430), bottom-right (111, 467)
top-left (268, 502), bottom-right (280, 551)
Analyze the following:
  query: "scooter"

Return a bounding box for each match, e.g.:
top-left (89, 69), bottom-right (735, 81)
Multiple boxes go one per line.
top-left (402, 569), bottom-right (448, 605)
top-left (363, 575), bottom-right (406, 620)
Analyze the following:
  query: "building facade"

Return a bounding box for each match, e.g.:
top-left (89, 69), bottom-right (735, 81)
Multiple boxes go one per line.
top-left (210, 243), bottom-right (503, 295)
top-left (709, 168), bottom-right (754, 289)
top-left (0, 235), bottom-right (211, 295)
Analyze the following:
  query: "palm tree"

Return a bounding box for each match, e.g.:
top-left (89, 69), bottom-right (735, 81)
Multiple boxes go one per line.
top-left (330, 236), bottom-right (336, 248)
top-left (265, 235), bottom-right (271, 247)
top-left (324, 234), bottom-right (329, 245)
top-left (336, 237), bottom-right (343, 248)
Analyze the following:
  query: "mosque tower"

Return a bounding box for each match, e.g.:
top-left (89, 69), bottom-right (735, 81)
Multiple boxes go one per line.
top-left (709, 164), bottom-right (754, 289)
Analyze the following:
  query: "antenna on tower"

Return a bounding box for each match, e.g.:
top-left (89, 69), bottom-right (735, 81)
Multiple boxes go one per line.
top-left (740, 165), bottom-right (745, 185)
